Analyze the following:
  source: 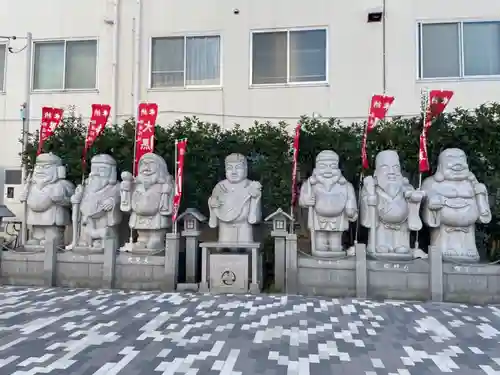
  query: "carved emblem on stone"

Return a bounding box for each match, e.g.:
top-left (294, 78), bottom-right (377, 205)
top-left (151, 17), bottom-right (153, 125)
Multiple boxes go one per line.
top-left (299, 150), bottom-right (357, 257)
top-left (360, 150), bottom-right (426, 260)
top-left (208, 153), bottom-right (262, 244)
top-left (120, 153), bottom-right (174, 253)
top-left (422, 148), bottom-right (492, 263)
top-left (20, 153), bottom-right (74, 249)
top-left (66, 154), bottom-right (122, 252)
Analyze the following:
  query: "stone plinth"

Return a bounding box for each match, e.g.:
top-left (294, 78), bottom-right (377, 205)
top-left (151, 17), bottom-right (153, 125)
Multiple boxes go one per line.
top-left (209, 253), bottom-right (249, 294)
top-left (443, 263), bottom-right (500, 304)
top-left (367, 259), bottom-right (429, 301)
top-left (199, 242), bottom-right (262, 294)
top-left (115, 254), bottom-right (165, 291)
top-left (56, 253), bottom-right (104, 288)
top-left (298, 255), bottom-right (356, 297)
top-left (0, 251), bottom-right (45, 286)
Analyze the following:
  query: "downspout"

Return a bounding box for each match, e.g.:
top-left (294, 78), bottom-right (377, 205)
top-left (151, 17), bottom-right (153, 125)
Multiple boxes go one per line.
top-left (111, 0), bottom-right (120, 125)
top-left (133, 0), bottom-right (142, 118)
top-left (382, 0), bottom-right (387, 93)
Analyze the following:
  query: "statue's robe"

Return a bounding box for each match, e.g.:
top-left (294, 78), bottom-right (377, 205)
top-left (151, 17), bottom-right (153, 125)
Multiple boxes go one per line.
top-left (26, 180), bottom-right (74, 227)
top-left (130, 182), bottom-right (173, 230)
top-left (208, 179), bottom-right (261, 243)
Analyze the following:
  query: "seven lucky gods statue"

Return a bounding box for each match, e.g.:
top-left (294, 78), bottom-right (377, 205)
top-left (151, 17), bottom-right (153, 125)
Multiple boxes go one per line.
top-left (208, 153), bottom-right (262, 244)
top-left (120, 153), bottom-right (174, 253)
top-left (422, 148), bottom-right (491, 263)
top-left (67, 154), bottom-right (122, 253)
top-left (360, 150), bottom-right (425, 260)
top-left (299, 150), bottom-right (358, 257)
top-left (20, 153), bottom-right (75, 249)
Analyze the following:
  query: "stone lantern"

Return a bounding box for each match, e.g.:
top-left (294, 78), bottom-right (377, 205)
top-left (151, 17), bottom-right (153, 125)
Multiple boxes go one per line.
top-left (177, 208), bottom-right (207, 284)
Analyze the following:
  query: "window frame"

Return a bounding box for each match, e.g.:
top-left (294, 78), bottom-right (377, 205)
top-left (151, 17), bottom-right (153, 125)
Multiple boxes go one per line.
top-left (249, 26), bottom-right (329, 87)
top-left (148, 32), bottom-right (223, 90)
top-left (31, 37), bottom-right (99, 92)
top-left (0, 43), bottom-right (7, 93)
top-left (417, 19), bottom-right (500, 81)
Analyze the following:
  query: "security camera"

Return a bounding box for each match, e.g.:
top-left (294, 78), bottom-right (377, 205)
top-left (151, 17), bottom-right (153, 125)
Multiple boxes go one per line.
top-left (233, 8), bottom-right (240, 14)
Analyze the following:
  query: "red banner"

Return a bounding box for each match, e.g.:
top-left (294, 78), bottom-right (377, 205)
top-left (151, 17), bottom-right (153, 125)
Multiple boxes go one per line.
top-left (361, 94), bottom-right (395, 169)
top-left (172, 139), bottom-right (187, 222)
top-left (134, 103), bottom-right (158, 175)
top-left (83, 104), bottom-right (111, 166)
top-left (37, 107), bottom-right (64, 155)
top-left (291, 123), bottom-right (301, 207)
top-left (418, 90), bottom-right (454, 172)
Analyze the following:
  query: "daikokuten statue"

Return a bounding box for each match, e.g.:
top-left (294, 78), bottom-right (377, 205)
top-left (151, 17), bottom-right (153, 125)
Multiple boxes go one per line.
top-left (120, 153), bottom-right (174, 252)
top-left (67, 154), bottom-right (122, 252)
top-left (208, 153), bottom-right (262, 244)
top-left (20, 153), bottom-right (74, 249)
top-left (361, 150), bottom-right (425, 260)
top-left (299, 150), bottom-right (357, 257)
top-left (422, 148), bottom-right (491, 263)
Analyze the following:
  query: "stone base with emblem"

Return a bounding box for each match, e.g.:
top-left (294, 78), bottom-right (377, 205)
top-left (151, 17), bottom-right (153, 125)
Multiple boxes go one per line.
top-left (199, 242), bottom-right (262, 294)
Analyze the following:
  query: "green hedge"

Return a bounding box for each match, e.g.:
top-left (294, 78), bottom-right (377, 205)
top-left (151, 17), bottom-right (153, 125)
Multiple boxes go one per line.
top-left (21, 103), bottom-right (500, 260)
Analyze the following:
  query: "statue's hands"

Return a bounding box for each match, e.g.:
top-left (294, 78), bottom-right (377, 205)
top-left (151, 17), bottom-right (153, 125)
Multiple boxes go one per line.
top-left (209, 197), bottom-right (222, 208)
top-left (100, 199), bottom-right (114, 212)
top-left (51, 186), bottom-right (66, 204)
top-left (249, 181), bottom-right (262, 198)
top-left (304, 194), bottom-right (316, 206)
top-left (345, 206), bottom-right (357, 218)
top-left (71, 184), bottom-right (84, 204)
top-left (428, 194), bottom-right (444, 210)
top-left (120, 172), bottom-right (134, 191)
top-left (19, 188), bottom-right (28, 202)
top-left (366, 195), bottom-right (377, 206)
top-left (406, 190), bottom-right (425, 203)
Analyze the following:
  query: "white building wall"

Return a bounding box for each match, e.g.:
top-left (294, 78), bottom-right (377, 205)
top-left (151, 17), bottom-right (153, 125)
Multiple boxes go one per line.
top-left (0, 0), bottom-right (498, 216)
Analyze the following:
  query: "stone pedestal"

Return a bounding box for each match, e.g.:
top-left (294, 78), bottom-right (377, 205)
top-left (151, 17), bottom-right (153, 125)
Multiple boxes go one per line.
top-left (164, 233), bottom-right (180, 291)
top-left (199, 242), bottom-right (261, 294)
top-left (43, 239), bottom-right (57, 287)
top-left (285, 234), bottom-right (298, 294)
top-left (102, 237), bottom-right (117, 289)
top-left (355, 243), bottom-right (367, 298)
top-left (429, 246), bottom-right (443, 302)
top-left (271, 230), bottom-right (287, 292)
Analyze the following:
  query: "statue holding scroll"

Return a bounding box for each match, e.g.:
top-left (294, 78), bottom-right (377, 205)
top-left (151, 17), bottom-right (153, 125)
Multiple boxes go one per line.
top-left (67, 154), bottom-right (122, 252)
top-left (120, 153), bottom-right (174, 252)
top-left (361, 150), bottom-right (425, 260)
top-left (422, 148), bottom-right (491, 262)
top-left (299, 150), bottom-right (357, 257)
top-left (208, 153), bottom-right (262, 243)
top-left (20, 153), bottom-right (74, 249)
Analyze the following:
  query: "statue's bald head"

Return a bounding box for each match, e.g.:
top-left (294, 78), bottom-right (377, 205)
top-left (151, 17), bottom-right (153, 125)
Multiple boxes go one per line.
top-left (435, 148), bottom-right (470, 182)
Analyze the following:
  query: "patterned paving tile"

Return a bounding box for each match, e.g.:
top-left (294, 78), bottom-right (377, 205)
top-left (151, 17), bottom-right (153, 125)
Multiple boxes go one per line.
top-left (0, 287), bottom-right (499, 374)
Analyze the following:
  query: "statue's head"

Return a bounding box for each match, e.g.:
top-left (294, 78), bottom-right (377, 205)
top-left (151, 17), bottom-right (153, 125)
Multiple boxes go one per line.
top-left (88, 154), bottom-right (117, 192)
top-left (225, 153), bottom-right (247, 183)
top-left (32, 153), bottom-right (65, 186)
top-left (435, 148), bottom-right (470, 182)
top-left (374, 150), bottom-right (403, 188)
top-left (313, 150), bottom-right (341, 182)
top-left (137, 153), bottom-right (170, 188)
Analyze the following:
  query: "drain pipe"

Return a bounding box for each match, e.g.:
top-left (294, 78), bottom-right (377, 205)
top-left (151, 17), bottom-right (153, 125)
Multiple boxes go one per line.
top-left (110, 0), bottom-right (120, 125)
top-left (132, 0), bottom-right (142, 118)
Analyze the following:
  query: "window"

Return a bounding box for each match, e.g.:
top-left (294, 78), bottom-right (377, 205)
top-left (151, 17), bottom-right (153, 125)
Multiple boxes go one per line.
top-left (251, 29), bottom-right (327, 85)
top-left (0, 44), bottom-right (5, 91)
top-left (418, 21), bottom-right (500, 79)
top-left (33, 40), bottom-right (97, 90)
top-left (151, 35), bottom-right (221, 88)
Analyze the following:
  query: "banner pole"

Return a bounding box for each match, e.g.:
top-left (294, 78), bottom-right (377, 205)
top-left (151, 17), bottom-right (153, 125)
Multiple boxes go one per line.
top-left (173, 139), bottom-right (178, 234)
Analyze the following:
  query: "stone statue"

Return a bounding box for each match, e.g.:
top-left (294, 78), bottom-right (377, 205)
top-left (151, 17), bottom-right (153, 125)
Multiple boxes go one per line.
top-left (66, 154), bottom-right (122, 252)
top-left (361, 150), bottom-right (426, 260)
top-left (19, 153), bottom-right (74, 249)
top-left (120, 153), bottom-right (174, 253)
top-left (422, 148), bottom-right (491, 263)
top-left (299, 150), bottom-right (357, 257)
top-left (208, 153), bottom-right (262, 243)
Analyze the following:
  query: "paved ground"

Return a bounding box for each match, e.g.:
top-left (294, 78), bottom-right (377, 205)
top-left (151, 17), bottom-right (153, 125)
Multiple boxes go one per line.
top-left (0, 288), bottom-right (500, 375)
